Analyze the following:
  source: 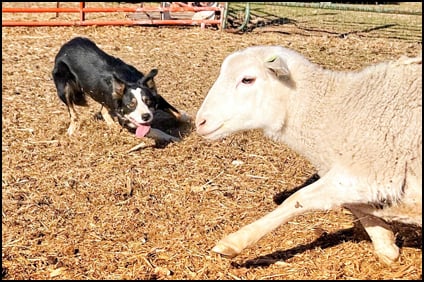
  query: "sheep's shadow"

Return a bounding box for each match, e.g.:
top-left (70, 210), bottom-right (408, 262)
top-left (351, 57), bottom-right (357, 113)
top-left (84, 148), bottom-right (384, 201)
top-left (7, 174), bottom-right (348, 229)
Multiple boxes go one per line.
top-left (231, 223), bottom-right (422, 269)
top-left (273, 173), bottom-right (320, 205)
top-left (231, 173), bottom-right (422, 269)
top-left (231, 227), bottom-right (357, 268)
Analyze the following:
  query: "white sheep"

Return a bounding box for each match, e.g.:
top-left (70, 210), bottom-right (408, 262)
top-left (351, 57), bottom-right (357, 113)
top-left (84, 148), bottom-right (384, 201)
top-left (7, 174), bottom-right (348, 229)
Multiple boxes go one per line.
top-left (195, 45), bottom-right (422, 264)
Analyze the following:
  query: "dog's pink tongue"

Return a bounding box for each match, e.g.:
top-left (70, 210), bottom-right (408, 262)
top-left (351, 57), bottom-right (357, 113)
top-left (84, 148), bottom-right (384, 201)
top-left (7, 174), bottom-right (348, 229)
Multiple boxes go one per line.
top-left (135, 124), bottom-right (151, 138)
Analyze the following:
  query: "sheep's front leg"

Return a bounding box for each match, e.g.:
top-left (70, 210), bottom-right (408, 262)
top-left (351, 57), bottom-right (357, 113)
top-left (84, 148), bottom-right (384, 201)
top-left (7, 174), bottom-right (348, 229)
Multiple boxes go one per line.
top-left (212, 168), bottom-right (372, 257)
top-left (348, 207), bottom-right (399, 264)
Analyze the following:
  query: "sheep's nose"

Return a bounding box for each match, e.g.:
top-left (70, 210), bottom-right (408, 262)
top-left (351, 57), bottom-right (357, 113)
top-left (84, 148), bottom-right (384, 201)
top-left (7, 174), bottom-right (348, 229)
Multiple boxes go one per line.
top-left (196, 118), bottom-right (206, 129)
top-left (141, 113), bottom-right (152, 122)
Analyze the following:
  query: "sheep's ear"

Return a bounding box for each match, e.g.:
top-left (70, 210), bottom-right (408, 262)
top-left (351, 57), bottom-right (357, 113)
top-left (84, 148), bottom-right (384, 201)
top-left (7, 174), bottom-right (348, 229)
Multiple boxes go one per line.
top-left (265, 55), bottom-right (290, 79)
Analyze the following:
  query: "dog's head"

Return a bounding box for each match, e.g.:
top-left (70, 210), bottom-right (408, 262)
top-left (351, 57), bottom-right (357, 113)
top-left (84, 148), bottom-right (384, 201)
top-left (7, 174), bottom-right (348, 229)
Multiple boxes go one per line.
top-left (112, 69), bottom-right (160, 137)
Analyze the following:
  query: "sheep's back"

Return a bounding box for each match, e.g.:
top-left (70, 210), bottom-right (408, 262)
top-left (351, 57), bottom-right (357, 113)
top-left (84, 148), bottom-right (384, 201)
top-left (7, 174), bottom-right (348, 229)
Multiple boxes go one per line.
top-left (349, 57), bottom-right (420, 153)
top-left (321, 57), bottom-right (421, 209)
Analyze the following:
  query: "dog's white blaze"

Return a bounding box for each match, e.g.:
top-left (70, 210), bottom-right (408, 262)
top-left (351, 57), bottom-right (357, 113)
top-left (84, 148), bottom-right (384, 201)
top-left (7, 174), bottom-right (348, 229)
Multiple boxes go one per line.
top-left (127, 88), bottom-right (153, 124)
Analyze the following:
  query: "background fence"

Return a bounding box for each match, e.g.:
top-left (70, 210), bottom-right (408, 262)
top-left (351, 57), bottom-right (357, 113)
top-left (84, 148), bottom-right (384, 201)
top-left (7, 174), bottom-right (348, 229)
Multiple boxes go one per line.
top-left (2, 2), bottom-right (422, 43)
top-left (1, 2), bottom-right (223, 28)
top-left (224, 2), bottom-right (422, 43)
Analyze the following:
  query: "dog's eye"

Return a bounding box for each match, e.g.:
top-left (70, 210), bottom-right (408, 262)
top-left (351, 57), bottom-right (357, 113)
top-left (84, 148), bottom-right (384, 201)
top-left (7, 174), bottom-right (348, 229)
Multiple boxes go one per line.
top-left (142, 97), bottom-right (152, 107)
top-left (128, 98), bottom-right (137, 109)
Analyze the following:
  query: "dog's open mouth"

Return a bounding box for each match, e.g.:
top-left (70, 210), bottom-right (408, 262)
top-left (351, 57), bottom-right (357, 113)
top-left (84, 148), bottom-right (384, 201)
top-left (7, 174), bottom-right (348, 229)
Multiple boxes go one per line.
top-left (129, 118), bottom-right (151, 138)
top-left (136, 124), bottom-right (151, 138)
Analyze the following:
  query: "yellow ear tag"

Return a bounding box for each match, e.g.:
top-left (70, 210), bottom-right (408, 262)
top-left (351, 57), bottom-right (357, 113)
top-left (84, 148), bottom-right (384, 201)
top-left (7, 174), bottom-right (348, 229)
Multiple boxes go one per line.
top-left (266, 55), bottom-right (278, 63)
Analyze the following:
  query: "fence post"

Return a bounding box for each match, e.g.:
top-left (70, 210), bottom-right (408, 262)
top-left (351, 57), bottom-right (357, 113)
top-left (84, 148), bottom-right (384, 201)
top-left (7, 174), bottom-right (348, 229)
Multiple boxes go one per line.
top-left (79, 2), bottom-right (85, 23)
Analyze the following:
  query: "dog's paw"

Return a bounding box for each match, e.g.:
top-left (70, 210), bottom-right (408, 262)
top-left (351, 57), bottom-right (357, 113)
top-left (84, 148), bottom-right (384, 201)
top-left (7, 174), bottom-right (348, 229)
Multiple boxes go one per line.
top-left (160, 134), bottom-right (181, 143)
top-left (67, 121), bottom-right (79, 136)
top-left (169, 135), bottom-right (181, 142)
top-left (154, 134), bottom-right (181, 148)
top-left (147, 128), bottom-right (181, 143)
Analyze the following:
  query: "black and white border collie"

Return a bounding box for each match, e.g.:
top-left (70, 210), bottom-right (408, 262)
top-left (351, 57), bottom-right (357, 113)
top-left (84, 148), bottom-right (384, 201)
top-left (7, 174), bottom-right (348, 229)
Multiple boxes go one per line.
top-left (52, 36), bottom-right (190, 142)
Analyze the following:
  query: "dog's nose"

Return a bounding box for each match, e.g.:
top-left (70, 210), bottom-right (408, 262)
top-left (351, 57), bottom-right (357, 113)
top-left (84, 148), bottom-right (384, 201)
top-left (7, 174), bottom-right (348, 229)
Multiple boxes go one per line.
top-left (141, 113), bottom-right (152, 122)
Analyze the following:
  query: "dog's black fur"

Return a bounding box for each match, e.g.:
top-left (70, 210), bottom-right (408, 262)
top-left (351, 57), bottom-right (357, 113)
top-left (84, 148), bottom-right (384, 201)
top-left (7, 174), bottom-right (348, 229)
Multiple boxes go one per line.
top-left (52, 36), bottom-right (189, 142)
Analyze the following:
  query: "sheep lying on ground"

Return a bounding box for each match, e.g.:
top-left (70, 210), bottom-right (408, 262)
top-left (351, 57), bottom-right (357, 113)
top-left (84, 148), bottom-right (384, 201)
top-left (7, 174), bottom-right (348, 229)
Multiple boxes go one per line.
top-left (195, 46), bottom-right (422, 264)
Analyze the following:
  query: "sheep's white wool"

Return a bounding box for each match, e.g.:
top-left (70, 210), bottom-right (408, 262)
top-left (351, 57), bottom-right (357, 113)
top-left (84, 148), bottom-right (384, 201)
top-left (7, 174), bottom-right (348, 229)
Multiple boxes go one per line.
top-left (196, 45), bottom-right (422, 264)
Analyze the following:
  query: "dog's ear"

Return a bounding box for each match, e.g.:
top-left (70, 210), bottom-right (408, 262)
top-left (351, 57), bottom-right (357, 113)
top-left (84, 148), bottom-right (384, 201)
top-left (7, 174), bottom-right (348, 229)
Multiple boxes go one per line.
top-left (111, 75), bottom-right (126, 99)
top-left (156, 94), bottom-right (181, 119)
top-left (139, 69), bottom-right (158, 93)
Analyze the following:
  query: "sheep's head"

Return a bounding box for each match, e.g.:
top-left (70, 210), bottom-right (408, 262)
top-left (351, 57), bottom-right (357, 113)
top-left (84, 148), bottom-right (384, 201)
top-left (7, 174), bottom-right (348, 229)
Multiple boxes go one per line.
top-left (196, 46), bottom-right (294, 140)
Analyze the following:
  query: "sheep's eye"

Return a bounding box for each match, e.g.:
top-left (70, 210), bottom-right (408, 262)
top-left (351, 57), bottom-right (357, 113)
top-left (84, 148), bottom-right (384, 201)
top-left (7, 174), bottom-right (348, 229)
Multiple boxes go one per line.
top-left (241, 77), bottom-right (256, 84)
top-left (128, 98), bottom-right (137, 109)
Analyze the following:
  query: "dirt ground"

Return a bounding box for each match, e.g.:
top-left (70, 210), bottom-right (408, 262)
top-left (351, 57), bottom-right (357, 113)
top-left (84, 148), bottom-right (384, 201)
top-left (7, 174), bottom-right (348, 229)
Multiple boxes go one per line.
top-left (2, 2), bottom-right (422, 280)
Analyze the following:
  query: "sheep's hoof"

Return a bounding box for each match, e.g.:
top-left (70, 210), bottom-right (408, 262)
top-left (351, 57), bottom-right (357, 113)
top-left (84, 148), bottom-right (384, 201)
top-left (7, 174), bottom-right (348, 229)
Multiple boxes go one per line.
top-left (212, 241), bottom-right (241, 258)
top-left (375, 244), bottom-right (399, 265)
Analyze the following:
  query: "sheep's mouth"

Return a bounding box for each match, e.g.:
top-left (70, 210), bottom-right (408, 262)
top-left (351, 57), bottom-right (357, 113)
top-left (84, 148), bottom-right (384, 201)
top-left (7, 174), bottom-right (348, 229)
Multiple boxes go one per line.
top-left (197, 123), bottom-right (225, 140)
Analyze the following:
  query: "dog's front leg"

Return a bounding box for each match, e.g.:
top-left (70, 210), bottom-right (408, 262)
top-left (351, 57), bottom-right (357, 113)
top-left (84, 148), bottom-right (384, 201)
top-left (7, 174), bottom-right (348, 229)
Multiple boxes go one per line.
top-left (100, 107), bottom-right (119, 128)
top-left (146, 128), bottom-right (180, 142)
top-left (176, 110), bottom-right (192, 123)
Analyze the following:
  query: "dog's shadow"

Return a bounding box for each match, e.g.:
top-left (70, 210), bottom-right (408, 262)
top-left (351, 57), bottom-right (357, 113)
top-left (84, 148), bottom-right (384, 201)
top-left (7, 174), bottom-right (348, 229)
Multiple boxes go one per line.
top-left (231, 174), bottom-right (423, 269)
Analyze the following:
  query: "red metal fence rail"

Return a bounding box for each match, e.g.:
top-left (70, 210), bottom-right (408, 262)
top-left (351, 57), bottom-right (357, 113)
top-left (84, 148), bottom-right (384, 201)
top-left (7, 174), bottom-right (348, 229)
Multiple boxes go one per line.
top-left (2, 2), bottom-right (224, 28)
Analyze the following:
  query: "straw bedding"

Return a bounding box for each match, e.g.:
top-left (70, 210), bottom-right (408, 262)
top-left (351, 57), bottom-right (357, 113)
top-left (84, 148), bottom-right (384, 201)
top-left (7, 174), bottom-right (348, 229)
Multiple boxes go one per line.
top-left (2, 9), bottom-right (422, 280)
